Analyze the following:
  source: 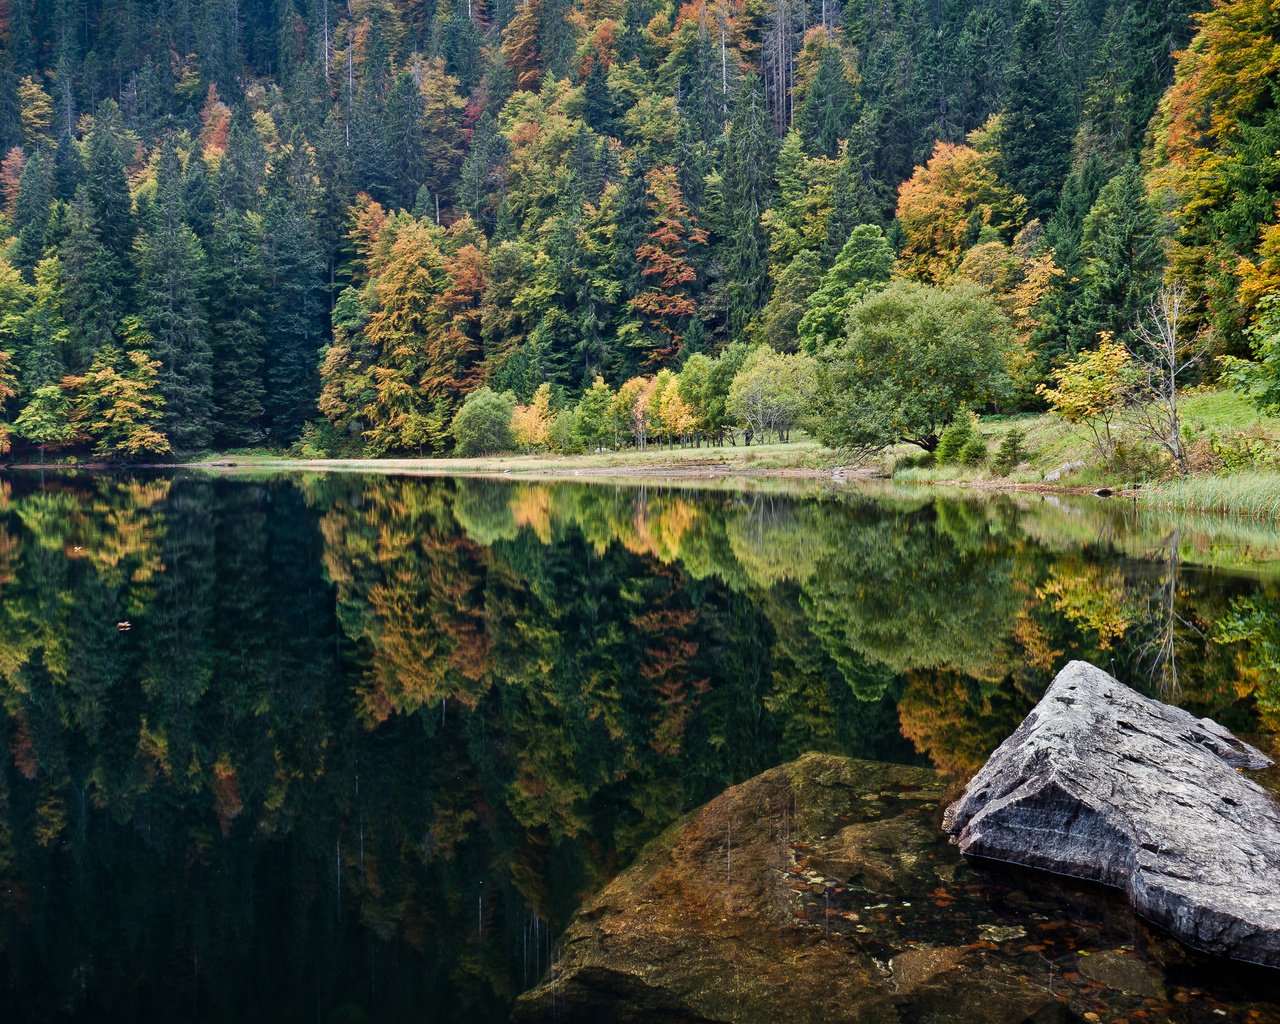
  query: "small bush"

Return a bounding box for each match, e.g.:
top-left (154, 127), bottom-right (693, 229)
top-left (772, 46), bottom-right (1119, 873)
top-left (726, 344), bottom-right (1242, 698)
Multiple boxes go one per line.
top-left (293, 419), bottom-right (365, 459)
top-left (1209, 430), bottom-right (1280, 471)
top-left (957, 434), bottom-right (988, 466)
top-left (936, 414), bottom-right (977, 464)
top-left (1109, 438), bottom-right (1170, 483)
top-left (894, 450), bottom-right (936, 472)
top-left (993, 428), bottom-right (1027, 476)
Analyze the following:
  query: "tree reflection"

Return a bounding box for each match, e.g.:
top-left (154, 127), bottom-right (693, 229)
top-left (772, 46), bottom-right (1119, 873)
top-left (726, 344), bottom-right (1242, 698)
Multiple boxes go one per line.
top-left (0, 473), bottom-right (1275, 1021)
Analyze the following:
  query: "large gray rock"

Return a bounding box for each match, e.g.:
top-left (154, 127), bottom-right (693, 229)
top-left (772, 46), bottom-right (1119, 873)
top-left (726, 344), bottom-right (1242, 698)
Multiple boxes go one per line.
top-left (944, 660), bottom-right (1280, 967)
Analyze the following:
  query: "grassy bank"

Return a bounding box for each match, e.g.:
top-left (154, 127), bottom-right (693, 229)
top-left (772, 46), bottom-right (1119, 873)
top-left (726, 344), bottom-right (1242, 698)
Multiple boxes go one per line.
top-left (184, 389), bottom-right (1280, 520)
top-left (189, 437), bottom-right (838, 481)
top-left (888, 389), bottom-right (1280, 515)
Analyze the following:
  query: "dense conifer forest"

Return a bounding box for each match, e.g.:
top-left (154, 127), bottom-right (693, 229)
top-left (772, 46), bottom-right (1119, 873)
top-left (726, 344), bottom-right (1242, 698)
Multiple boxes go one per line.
top-left (0, 0), bottom-right (1275, 459)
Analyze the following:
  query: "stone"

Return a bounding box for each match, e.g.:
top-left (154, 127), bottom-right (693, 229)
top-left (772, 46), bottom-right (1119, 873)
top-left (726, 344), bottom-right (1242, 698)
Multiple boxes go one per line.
top-left (1043, 460), bottom-right (1085, 482)
top-left (514, 755), bottom-right (1060, 1024)
top-left (944, 660), bottom-right (1280, 967)
top-left (1076, 951), bottom-right (1166, 999)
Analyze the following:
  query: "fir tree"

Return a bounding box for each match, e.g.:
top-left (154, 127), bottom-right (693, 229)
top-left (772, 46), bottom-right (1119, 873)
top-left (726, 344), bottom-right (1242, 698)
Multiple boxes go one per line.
top-left (136, 141), bottom-right (213, 450)
top-left (207, 210), bottom-right (267, 446)
top-left (721, 74), bottom-right (776, 339)
top-left (998, 0), bottom-right (1078, 218)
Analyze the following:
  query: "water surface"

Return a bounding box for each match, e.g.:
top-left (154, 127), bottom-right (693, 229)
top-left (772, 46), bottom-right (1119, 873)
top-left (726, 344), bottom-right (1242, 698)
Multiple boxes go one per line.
top-left (1, 473), bottom-right (1278, 1021)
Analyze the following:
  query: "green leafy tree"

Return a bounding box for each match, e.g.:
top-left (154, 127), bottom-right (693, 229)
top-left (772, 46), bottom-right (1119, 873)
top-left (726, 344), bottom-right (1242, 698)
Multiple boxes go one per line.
top-left (1036, 333), bottom-right (1133, 461)
top-left (727, 346), bottom-right (816, 443)
top-left (450, 386), bottom-right (516, 456)
top-left (575, 374), bottom-right (615, 450)
top-left (13, 382), bottom-right (75, 458)
top-left (814, 281), bottom-right (1016, 455)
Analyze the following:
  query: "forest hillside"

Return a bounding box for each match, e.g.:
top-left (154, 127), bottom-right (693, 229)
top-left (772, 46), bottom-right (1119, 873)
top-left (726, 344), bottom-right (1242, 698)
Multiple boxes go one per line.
top-left (0, 0), bottom-right (1275, 462)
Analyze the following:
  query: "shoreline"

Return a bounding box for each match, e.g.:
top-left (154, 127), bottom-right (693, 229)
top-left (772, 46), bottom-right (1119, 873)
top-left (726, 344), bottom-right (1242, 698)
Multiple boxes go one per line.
top-left (7, 453), bottom-right (1278, 523)
top-left (5, 452), bottom-right (1135, 497)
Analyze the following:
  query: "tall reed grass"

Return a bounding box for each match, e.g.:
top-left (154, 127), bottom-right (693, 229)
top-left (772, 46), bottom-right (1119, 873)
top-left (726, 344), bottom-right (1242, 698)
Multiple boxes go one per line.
top-left (1145, 472), bottom-right (1280, 520)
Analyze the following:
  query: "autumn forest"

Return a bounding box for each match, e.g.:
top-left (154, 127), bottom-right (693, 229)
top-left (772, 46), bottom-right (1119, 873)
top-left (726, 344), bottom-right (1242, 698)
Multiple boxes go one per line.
top-left (0, 0), bottom-right (1273, 459)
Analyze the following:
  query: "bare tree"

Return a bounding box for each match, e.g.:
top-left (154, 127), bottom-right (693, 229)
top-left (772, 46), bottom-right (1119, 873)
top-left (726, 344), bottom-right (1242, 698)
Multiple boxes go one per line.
top-left (1127, 283), bottom-right (1205, 475)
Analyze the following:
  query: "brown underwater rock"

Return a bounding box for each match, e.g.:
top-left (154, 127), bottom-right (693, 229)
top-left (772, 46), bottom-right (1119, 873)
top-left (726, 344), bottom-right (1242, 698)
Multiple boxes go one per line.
top-left (513, 755), bottom-right (1063, 1024)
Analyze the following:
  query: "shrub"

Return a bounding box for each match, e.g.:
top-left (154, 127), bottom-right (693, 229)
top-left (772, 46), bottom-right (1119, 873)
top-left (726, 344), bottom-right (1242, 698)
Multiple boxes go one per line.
top-left (936, 412), bottom-right (978, 464)
top-left (958, 434), bottom-right (988, 466)
top-left (1109, 438), bottom-right (1170, 483)
top-left (1208, 430), bottom-right (1280, 471)
top-left (993, 428), bottom-right (1027, 475)
top-left (894, 450), bottom-right (936, 472)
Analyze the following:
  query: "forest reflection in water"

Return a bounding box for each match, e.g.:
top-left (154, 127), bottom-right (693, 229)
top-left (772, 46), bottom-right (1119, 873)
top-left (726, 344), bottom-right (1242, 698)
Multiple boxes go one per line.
top-left (0, 472), bottom-right (1278, 1022)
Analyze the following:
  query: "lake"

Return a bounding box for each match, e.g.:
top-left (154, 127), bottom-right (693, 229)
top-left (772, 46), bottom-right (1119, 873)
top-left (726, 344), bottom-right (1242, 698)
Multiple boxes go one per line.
top-left (1, 472), bottom-right (1278, 1022)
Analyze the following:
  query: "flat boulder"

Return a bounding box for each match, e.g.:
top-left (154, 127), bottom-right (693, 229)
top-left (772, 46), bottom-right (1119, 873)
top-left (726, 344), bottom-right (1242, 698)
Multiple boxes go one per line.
top-left (944, 660), bottom-right (1280, 967)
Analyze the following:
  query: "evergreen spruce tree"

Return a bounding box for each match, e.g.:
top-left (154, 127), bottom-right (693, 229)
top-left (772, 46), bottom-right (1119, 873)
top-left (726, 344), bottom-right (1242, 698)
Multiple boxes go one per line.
top-left (136, 141), bottom-right (214, 450)
top-left (82, 101), bottom-right (135, 263)
top-left (261, 194), bottom-right (326, 440)
top-left (207, 210), bottom-right (267, 446)
top-left (12, 146), bottom-right (53, 277)
top-left (384, 69), bottom-right (428, 209)
top-left (721, 74), bottom-right (776, 339)
top-left (998, 0), bottom-right (1078, 218)
top-left (797, 44), bottom-right (853, 158)
top-left (1073, 162), bottom-right (1165, 349)
top-left (60, 195), bottom-right (122, 369)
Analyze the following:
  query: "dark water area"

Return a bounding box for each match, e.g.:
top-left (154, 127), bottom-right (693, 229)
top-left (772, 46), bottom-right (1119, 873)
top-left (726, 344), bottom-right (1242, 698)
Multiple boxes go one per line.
top-left (0, 472), bottom-right (1278, 1022)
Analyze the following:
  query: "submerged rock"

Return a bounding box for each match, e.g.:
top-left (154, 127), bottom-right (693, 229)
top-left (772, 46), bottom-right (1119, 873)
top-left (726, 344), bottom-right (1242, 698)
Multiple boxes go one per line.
top-left (944, 660), bottom-right (1280, 967)
top-left (514, 755), bottom-right (1069, 1024)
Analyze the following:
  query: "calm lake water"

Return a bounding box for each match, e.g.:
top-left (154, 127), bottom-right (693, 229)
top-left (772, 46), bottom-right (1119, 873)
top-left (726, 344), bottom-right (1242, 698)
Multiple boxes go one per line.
top-left (1, 472), bottom-right (1279, 1022)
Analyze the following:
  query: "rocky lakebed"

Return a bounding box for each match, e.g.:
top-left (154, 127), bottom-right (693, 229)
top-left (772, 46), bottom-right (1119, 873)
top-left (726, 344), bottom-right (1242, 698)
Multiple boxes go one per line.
top-left (516, 665), bottom-right (1280, 1024)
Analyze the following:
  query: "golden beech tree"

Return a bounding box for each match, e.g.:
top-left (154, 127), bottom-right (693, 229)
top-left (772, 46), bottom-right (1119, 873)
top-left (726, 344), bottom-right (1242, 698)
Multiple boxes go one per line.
top-left (896, 119), bottom-right (1025, 283)
top-left (1147, 0), bottom-right (1280, 329)
top-left (614, 375), bottom-right (658, 448)
top-left (511, 381), bottom-right (554, 450)
top-left (343, 213), bottom-right (488, 455)
top-left (63, 346), bottom-right (172, 460)
top-left (502, 0), bottom-right (544, 91)
top-left (0, 350), bottom-right (16, 454)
